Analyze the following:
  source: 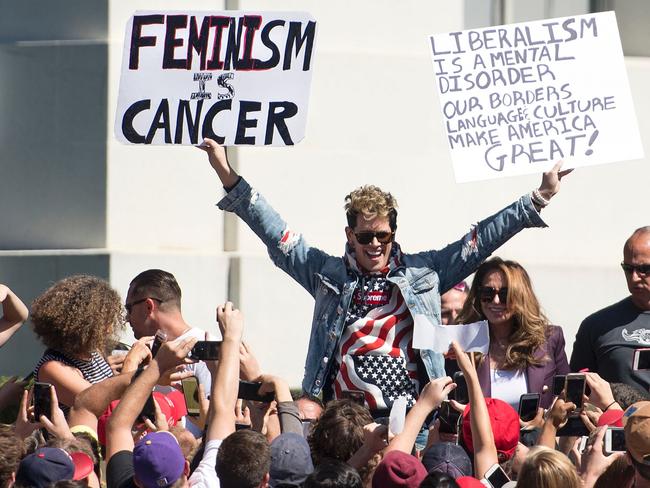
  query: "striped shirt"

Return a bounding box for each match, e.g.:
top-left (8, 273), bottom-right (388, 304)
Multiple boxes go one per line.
top-left (34, 349), bottom-right (114, 415)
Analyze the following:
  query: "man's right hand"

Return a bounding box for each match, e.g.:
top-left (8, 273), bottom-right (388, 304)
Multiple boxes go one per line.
top-left (217, 302), bottom-right (244, 343)
top-left (197, 138), bottom-right (239, 188)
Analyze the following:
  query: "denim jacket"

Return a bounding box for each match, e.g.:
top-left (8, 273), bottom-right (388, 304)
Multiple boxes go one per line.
top-left (218, 178), bottom-right (547, 397)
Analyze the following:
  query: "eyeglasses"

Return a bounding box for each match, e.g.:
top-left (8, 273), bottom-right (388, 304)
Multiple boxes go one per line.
top-left (353, 231), bottom-right (394, 245)
top-left (479, 287), bottom-right (508, 303)
top-left (621, 262), bottom-right (650, 277)
top-left (125, 297), bottom-right (162, 314)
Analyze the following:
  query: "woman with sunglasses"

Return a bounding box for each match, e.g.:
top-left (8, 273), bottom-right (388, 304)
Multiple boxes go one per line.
top-left (456, 257), bottom-right (569, 409)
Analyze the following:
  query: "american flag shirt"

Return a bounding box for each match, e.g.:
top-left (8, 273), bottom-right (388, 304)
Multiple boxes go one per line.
top-left (332, 244), bottom-right (419, 411)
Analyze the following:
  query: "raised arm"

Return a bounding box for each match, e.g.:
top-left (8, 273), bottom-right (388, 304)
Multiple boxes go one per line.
top-left (385, 377), bottom-right (455, 454)
top-left (433, 161), bottom-right (571, 293)
top-left (451, 341), bottom-right (498, 479)
top-left (205, 301), bottom-right (243, 442)
top-left (197, 138), bottom-right (330, 297)
top-left (105, 336), bottom-right (196, 460)
top-left (68, 371), bottom-right (137, 431)
top-left (0, 284), bottom-right (29, 347)
top-left (198, 138), bottom-right (240, 189)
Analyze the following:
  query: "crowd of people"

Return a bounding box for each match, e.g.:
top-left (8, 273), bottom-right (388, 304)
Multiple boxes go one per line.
top-left (0, 137), bottom-right (648, 488)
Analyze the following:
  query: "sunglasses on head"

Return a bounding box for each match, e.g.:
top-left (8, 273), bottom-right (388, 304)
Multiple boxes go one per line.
top-left (353, 231), bottom-right (394, 245)
top-left (479, 286), bottom-right (508, 303)
top-left (621, 262), bottom-right (650, 277)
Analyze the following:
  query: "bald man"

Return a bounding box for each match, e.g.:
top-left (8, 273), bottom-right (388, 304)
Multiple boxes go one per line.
top-left (571, 227), bottom-right (650, 390)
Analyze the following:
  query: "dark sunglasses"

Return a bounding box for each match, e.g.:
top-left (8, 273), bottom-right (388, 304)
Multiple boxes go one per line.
top-left (353, 231), bottom-right (394, 245)
top-left (125, 297), bottom-right (162, 314)
top-left (479, 286), bottom-right (508, 303)
top-left (621, 262), bottom-right (650, 276)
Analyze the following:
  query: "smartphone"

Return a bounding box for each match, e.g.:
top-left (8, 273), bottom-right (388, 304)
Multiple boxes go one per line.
top-left (578, 436), bottom-right (588, 453)
top-left (340, 391), bottom-right (366, 406)
top-left (150, 330), bottom-right (167, 357)
top-left (438, 400), bottom-right (461, 435)
top-left (604, 427), bottom-right (626, 454)
top-left (484, 463), bottom-right (511, 488)
top-left (557, 415), bottom-right (590, 437)
top-left (633, 348), bottom-right (650, 370)
top-left (138, 393), bottom-right (157, 423)
top-left (182, 377), bottom-right (201, 417)
top-left (450, 371), bottom-right (469, 404)
top-left (552, 374), bottom-right (566, 396)
top-left (518, 393), bottom-right (541, 422)
top-left (238, 381), bottom-right (275, 403)
top-left (565, 373), bottom-right (586, 410)
top-left (188, 341), bottom-right (221, 360)
top-left (113, 342), bottom-right (131, 352)
top-left (33, 382), bottom-right (53, 420)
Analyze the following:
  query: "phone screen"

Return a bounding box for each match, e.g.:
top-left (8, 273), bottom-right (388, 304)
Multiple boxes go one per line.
top-left (635, 349), bottom-right (650, 370)
top-left (552, 375), bottom-right (566, 396)
top-left (238, 381), bottom-right (275, 403)
top-left (486, 465), bottom-right (510, 488)
top-left (33, 382), bottom-right (53, 420)
top-left (565, 375), bottom-right (585, 409)
top-left (182, 377), bottom-right (201, 417)
top-left (518, 394), bottom-right (540, 422)
top-left (608, 428), bottom-right (626, 452)
top-left (189, 341), bottom-right (221, 360)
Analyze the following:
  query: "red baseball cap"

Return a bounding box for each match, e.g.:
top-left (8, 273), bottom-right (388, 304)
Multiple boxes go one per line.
top-left (461, 398), bottom-right (519, 460)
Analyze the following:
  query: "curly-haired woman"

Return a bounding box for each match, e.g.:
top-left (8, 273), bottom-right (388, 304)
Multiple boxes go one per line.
top-left (456, 257), bottom-right (569, 409)
top-left (31, 275), bottom-right (125, 412)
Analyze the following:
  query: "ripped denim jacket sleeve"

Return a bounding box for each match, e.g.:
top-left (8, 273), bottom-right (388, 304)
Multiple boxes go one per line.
top-left (217, 177), bottom-right (331, 297)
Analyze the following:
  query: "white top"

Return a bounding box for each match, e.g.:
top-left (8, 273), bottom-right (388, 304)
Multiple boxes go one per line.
top-left (489, 367), bottom-right (527, 411)
top-left (189, 439), bottom-right (222, 487)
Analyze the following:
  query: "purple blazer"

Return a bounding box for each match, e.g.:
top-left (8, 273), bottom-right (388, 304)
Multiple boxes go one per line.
top-left (474, 325), bottom-right (570, 409)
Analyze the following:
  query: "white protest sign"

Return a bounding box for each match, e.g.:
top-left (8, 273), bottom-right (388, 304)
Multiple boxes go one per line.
top-left (413, 315), bottom-right (489, 354)
top-left (389, 396), bottom-right (407, 436)
top-left (429, 12), bottom-right (643, 182)
top-left (115, 11), bottom-right (316, 146)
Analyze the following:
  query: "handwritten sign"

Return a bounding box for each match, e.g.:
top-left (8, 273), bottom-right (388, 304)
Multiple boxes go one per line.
top-left (429, 12), bottom-right (643, 182)
top-left (413, 316), bottom-right (489, 354)
top-left (115, 11), bottom-right (316, 146)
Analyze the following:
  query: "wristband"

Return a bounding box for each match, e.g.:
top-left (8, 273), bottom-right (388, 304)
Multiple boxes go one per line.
top-left (603, 401), bottom-right (617, 412)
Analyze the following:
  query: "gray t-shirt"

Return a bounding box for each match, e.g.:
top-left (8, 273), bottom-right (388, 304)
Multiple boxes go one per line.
top-left (571, 296), bottom-right (650, 391)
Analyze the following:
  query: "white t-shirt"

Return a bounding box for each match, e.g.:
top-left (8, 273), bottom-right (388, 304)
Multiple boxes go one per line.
top-left (189, 439), bottom-right (222, 488)
top-left (489, 367), bottom-right (528, 411)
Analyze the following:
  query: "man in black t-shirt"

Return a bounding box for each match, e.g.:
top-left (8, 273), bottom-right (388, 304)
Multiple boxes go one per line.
top-left (571, 227), bottom-right (650, 391)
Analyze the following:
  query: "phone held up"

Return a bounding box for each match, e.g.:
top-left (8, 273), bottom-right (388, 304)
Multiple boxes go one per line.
top-left (604, 427), bottom-right (626, 454)
top-left (238, 380), bottom-right (275, 403)
top-left (564, 373), bottom-right (586, 412)
top-left (484, 463), bottom-right (511, 488)
top-left (633, 348), bottom-right (650, 370)
top-left (32, 382), bottom-right (53, 420)
top-left (150, 330), bottom-right (168, 357)
top-left (181, 376), bottom-right (201, 417)
top-left (518, 393), bottom-right (540, 422)
top-left (188, 341), bottom-right (221, 361)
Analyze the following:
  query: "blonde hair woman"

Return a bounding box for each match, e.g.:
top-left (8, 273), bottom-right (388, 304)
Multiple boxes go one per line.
top-left (517, 447), bottom-right (580, 488)
top-left (456, 257), bottom-right (569, 409)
